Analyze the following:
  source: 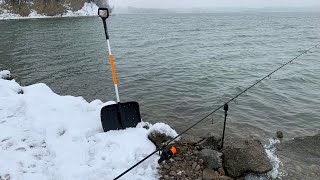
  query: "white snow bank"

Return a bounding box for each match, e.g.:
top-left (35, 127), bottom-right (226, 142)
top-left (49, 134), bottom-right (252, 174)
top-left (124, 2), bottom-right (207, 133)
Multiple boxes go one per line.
top-left (0, 70), bottom-right (177, 180)
top-left (0, 9), bottom-right (50, 20)
top-left (63, 2), bottom-right (99, 17)
top-left (149, 122), bottom-right (178, 138)
top-left (0, 2), bottom-right (98, 20)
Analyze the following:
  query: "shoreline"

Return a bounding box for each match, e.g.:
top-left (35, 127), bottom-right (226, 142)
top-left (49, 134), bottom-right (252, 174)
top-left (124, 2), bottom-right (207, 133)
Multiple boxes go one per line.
top-left (153, 131), bottom-right (320, 179)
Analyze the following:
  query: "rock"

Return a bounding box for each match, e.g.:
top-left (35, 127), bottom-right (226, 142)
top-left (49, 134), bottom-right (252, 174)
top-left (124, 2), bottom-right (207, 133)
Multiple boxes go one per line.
top-left (163, 164), bottom-right (171, 170)
top-left (276, 131), bottom-right (284, 139)
top-left (202, 168), bottom-right (215, 180)
top-left (169, 170), bottom-right (176, 177)
top-left (218, 167), bottom-right (225, 176)
top-left (222, 138), bottom-right (272, 178)
top-left (148, 131), bottom-right (173, 147)
top-left (164, 175), bottom-right (169, 179)
top-left (198, 159), bottom-right (204, 165)
top-left (181, 134), bottom-right (203, 145)
top-left (195, 164), bottom-right (201, 171)
top-left (198, 135), bottom-right (222, 150)
top-left (17, 89), bottom-right (24, 94)
top-left (276, 133), bottom-right (320, 179)
top-left (213, 171), bottom-right (220, 179)
top-left (193, 150), bottom-right (199, 155)
top-left (219, 176), bottom-right (233, 180)
top-left (192, 162), bottom-right (198, 169)
top-left (198, 149), bottom-right (223, 169)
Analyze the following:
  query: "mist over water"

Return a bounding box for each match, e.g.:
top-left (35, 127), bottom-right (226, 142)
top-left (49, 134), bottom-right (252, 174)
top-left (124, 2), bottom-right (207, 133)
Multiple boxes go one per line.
top-left (1, 13), bottom-right (320, 141)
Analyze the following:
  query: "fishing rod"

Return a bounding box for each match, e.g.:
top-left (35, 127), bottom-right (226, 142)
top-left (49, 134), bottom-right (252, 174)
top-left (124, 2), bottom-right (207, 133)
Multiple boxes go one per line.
top-left (113, 42), bottom-right (319, 180)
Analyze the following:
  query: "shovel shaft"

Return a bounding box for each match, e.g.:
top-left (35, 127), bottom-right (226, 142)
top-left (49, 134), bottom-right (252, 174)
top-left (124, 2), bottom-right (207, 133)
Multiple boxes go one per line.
top-left (103, 18), bottom-right (120, 103)
top-left (107, 39), bottom-right (120, 103)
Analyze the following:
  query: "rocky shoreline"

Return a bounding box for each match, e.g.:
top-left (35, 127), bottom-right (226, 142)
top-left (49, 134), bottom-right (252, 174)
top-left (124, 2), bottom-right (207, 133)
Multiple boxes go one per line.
top-left (149, 132), bottom-right (275, 180)
top-left (150, 131), bottom-right (320, 180)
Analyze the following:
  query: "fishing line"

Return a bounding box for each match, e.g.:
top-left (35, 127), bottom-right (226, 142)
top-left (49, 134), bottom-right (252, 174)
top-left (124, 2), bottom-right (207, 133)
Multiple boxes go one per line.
top-left (113, 43), bottom-right (320, 180)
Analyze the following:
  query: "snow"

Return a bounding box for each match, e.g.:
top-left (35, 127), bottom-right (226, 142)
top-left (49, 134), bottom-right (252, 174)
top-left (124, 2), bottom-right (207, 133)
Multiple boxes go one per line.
top-left (0, 70), bottom-right (178, 180)
top-left (0, 2), bottom-right (99, 20)
top-left (63, 2), bottom-right (99, 17)
top-left (0, 70), bottom-right (10, 79)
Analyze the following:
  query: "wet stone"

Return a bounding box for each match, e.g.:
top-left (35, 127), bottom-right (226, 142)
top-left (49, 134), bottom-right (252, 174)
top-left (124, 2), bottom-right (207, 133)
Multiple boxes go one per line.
top-left (198, 159), bottom-right (204, 165)
top-left (192, 162), bottom-right (197, 169)
top-left (219, 176), bottom-right (234, 180)
top-left (169, 170), bottom-right (176, 177)
top-left (276, 131), bottom-right (284, 139)
top-left (218, 167), bottom-right (225, 176)
top-left (213, 171), bottom-right (220, 179)
top-left (195, 164), bottom-right (201, 171)
top-left (202, 168), bottom-right (215, 180)
top-left (164, 164), bottom-right (171, 170)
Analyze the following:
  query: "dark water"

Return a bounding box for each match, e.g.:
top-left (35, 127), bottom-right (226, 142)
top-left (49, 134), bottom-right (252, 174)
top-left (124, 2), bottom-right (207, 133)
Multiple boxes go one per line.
top-left (0, 13), bottom-right (320, 141)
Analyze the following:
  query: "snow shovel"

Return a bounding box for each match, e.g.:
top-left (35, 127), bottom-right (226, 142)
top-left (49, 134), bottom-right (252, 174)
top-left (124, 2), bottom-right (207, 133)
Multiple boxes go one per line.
top-left (98, 8), bottom-right (141, 132)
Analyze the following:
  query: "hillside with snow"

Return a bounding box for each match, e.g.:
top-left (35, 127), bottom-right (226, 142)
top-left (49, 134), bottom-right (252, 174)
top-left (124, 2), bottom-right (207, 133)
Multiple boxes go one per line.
top-left (0, 0), bottom-right (113, 20)
top-left (0, 70), bottom-right (178, 180)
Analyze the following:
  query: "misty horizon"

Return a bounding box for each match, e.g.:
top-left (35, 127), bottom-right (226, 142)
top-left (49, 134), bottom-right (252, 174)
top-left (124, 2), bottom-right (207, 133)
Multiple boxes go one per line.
top-left (111, 5), bottom-right (320, 14)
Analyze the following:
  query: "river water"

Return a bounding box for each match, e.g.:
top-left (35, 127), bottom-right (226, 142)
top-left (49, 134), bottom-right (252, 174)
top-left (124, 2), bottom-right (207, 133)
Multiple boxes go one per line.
top-left (1, 13), bottom-right (320, 142)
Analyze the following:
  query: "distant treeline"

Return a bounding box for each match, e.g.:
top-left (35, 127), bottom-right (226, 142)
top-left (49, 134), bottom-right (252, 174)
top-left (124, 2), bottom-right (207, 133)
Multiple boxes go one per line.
top-left (0, 0), bottom-right (112, 16)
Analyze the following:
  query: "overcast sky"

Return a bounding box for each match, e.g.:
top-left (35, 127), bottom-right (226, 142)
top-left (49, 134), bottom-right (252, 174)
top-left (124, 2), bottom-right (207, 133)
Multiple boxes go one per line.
top-left (110, 0), bottom-right (320, 8)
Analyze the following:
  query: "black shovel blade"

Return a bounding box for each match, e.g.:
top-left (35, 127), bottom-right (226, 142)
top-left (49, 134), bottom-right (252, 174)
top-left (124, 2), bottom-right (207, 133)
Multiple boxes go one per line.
top-left (100, 102), bottom-right (141, 132)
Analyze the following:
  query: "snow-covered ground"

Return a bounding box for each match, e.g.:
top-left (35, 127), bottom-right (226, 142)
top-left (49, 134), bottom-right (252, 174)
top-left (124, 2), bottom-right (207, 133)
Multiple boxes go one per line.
top-left (0, 2), bottom-right (99, 20)
top-left (0, 70), bottom-right (178, 180)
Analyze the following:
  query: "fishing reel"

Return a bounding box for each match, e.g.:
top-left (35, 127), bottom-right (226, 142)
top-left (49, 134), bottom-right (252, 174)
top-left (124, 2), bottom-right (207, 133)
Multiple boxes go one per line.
top-left (158, 146), bottom-right (177, 164)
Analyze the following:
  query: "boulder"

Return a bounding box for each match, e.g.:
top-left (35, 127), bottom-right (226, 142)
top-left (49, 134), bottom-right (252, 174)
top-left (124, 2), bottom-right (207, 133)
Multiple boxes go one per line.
top-left (148, 131), bottom-right (173, 148)
top-left (222, 138), bottom-right (272, 177)
top-left (198, 149), bottom-right (223, 169)
top-left (276, 131), bottom-right (284, 139)
top-left (197, 135), bottom-right (221, 150)
top-left (276, 134), bottom-right (320, 179)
